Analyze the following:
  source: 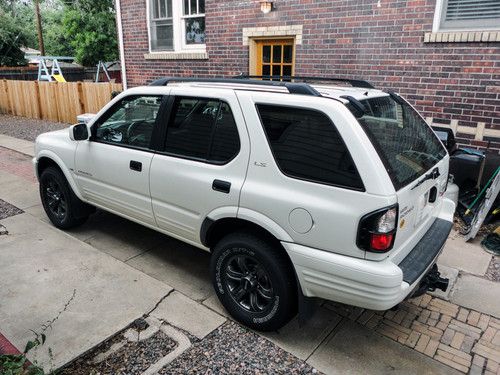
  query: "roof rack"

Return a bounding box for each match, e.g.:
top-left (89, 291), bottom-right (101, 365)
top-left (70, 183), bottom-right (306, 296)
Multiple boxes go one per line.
top-left (237, 75), bottom-right (375, 89)
top-left (148, 77), bottom-right (321, 97)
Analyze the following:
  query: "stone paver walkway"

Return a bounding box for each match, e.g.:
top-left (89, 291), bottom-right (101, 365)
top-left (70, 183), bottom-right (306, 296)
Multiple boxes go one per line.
top-left (326, 295), bottom-right (500, 374)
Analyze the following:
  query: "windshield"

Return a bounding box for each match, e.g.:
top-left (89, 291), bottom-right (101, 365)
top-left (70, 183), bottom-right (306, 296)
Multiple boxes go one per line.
top-left (348, 95), bottom-right (447, 190)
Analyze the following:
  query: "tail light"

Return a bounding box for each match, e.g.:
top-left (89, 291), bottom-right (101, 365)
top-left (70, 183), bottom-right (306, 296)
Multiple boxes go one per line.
top-left (357, 205), bottom-right (398, 253)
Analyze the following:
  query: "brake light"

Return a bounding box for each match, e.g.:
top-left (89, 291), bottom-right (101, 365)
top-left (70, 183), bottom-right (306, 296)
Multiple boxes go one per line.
top-left (357, 205), bottom-right (398, 253)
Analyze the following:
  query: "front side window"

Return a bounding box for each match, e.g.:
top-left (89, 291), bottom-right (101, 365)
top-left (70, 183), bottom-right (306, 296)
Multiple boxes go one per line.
top-left (149, 0), bottom-right (206, 52)
top-left (348, 95), bottom-right (447, 190)
top-left (437, 0), bottom-right (500, 31)
top-left (164, 97), bottom-right (239, 163)
top-left (257, 104), bottom-right (364, 190)
top-left (93, 96), bottom-right (162, 149)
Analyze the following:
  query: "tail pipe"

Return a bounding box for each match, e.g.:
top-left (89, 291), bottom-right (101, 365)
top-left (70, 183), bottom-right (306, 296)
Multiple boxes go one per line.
top-left (411, 264), bottom-right (449, 298)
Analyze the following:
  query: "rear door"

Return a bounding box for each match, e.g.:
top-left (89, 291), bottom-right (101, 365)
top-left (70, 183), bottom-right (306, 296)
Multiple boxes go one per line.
top-left (351, 94), bottom-right (449, 261)
top-left (149, 89), bottom-right (250, 246)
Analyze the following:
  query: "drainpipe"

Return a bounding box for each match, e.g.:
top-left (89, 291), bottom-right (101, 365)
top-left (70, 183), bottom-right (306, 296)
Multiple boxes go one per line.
top-left (115, 0), bottom-right (127, 89)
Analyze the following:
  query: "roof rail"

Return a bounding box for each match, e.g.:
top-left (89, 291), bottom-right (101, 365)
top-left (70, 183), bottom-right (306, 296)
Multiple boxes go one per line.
top-left (237, 75), bottom-right (375, 89)
top-left (148, 77), bottom-right (322, 97)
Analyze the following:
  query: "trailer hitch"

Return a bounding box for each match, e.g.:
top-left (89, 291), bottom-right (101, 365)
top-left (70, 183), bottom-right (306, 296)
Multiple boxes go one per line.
top-left (411, 264), bottom-right (449, 298)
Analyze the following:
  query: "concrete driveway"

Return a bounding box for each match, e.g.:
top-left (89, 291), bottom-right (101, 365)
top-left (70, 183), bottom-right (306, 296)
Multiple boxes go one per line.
top-left (1, 133), bottom-right (499, 374)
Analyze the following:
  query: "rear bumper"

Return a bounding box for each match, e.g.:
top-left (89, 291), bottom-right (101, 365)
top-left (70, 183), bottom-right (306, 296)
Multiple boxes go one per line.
top-left (283, 198), bottom-right (455, 310)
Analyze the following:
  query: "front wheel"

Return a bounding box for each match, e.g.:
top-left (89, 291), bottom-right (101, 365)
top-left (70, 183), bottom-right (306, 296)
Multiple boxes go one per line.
top-left (40, 166), bottom-right (90, 229)
top-left (210, 231), bottom-right (297, 331)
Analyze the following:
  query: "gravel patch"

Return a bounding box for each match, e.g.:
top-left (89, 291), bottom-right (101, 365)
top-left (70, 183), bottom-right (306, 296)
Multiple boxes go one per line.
top-left (61, 328), bottom-right (177, 375)
top-left (0, 114), bottom-right (68, 142)
top-left (159, 321), bottom-right (320, 374)
top-left (485, 256), bottom-right (500, 282)
top-left (0, 198), bottom-right (23, 220)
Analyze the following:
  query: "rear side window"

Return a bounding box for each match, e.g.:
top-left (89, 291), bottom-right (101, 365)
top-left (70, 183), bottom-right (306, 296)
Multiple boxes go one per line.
top-left (257, 104), bottom-right (364, 190)
top-left (165, 97), bottom-right (240, 163)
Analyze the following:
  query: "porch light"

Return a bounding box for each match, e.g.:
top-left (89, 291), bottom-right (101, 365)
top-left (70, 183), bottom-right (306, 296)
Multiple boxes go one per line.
top-left (260, 1), bottom-right (273, 14)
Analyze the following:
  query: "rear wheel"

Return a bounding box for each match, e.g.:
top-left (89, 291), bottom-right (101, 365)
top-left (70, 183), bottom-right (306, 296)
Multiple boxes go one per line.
top-left (210, 231), bottom-right (297, 331)
top-left (40, 166), bottom-right (91, 229)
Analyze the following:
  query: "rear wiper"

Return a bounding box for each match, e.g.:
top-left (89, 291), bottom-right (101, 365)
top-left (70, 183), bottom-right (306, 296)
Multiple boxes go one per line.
top-left (411, 167), bottom-right (440, 190)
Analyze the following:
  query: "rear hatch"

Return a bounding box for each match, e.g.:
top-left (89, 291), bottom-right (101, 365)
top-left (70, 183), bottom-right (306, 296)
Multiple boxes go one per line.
top-left (347, 93), bottom-right (448, 261)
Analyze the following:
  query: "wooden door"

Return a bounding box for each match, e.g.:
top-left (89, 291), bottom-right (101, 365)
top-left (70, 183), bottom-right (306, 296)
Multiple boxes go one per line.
top-left (256, 39), bottom-right (295, 80)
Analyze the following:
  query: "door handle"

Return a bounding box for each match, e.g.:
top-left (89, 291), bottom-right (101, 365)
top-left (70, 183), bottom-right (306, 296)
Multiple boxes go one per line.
top-left (212, 179), bottom-right (231, 194)
top-left (129, 160), bottom-right (142, 172)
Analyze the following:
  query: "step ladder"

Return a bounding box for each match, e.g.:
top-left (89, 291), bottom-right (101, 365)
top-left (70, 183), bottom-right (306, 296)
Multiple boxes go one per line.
top-left (37, 57), bottom-right (67, 82)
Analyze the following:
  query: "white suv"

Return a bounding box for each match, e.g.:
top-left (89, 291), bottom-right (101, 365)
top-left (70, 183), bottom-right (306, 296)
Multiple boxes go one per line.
top-left (34, 77), bottom-right (455, 331)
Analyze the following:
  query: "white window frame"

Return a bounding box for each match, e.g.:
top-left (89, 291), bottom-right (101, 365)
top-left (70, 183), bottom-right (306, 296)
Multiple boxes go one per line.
top-left (432, 0), bottom-right (500, 33)
top-left (146, 0), bottom-right (206, 53)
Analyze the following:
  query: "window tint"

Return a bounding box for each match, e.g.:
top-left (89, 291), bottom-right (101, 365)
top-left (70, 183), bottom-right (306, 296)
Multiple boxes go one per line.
top-left (257, 104), bottom-right (364, 190)
top-left (94, 95), bottom-right (162, 149)
top-left (165, 97), bottom-right (240, 163)
top-left (348, 96), bottom-right (447, 190)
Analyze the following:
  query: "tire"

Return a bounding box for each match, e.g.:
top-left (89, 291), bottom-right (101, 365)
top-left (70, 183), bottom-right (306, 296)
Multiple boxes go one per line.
top-left (210, 231), bottom-right (297, 331)
top-left (39, 166), bottom-right (91, 229)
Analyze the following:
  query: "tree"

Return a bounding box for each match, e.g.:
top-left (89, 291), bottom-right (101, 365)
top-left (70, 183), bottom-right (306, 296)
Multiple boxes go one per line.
top-left (0, 9), bottom-right (27, 66)
top-left (62, 0), bottom-right (118, 66)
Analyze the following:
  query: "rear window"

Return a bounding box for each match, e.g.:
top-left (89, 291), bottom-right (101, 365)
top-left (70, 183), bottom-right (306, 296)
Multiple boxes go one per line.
top-left (257, 104), bottom-right (364, 190)
top-left (348, 95), bottom-right (446, 190)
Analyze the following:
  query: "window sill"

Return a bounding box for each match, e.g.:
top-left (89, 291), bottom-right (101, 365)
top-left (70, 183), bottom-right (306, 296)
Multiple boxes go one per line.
top-left (144, 51), bottom-right (209, 60)
top-left (424, 31), bottom-right (500, 43)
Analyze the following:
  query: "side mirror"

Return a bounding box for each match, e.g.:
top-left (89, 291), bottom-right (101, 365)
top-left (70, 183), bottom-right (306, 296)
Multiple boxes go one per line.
top-left (69, 123), bottom-right (89, 141)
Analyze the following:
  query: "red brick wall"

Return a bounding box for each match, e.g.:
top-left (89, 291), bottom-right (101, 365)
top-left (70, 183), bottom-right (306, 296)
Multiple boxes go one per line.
top-left (120, 0), bottom-right (500, 145)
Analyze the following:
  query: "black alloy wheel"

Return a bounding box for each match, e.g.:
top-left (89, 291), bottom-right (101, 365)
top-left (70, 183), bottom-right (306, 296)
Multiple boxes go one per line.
top-left (43, 178), bottom-right (68, 221)
top-left (224, 254), bottom-right (274, 313)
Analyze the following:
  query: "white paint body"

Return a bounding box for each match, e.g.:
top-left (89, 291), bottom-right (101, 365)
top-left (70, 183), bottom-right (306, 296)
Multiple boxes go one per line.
top-left (34, 83), bottom-right (455, 310)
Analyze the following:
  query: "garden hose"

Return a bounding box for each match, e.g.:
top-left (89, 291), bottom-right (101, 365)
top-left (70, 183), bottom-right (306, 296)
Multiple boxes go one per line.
top-left (465, 166), bottom-right (500, 216)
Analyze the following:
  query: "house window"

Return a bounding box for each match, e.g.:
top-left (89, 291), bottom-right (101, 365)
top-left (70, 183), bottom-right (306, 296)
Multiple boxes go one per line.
top-left (149, 0), bottom-right (206, 52)
top-left (435, 0), bottom-right (500, 31)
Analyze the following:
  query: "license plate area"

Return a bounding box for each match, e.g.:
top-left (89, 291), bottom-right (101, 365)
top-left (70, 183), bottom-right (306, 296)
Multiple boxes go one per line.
top-left (415, 185), bottom-right (438, 227)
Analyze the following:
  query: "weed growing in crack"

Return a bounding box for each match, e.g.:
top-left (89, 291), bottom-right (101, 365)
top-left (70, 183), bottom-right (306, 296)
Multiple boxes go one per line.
top-left (0, 289), bottom-right (76, 375)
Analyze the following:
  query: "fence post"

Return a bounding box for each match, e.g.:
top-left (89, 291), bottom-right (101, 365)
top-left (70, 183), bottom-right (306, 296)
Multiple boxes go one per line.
top-left (77, 82), bottom-right (85, 115)
top-left (3, 79), bottom-right (13, 115)
top-left (34, 81), bottom-right (42, 119)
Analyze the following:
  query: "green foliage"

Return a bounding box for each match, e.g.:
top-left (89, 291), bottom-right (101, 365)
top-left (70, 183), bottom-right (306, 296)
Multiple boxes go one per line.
top-left (0, 289), bottom-right (75, 375)
top-left (0, 0), bottom-right (118, 66)
top-left (0, 9), bottom-right (27, 66)
top-left (62, 1), bottom-right (118, 66)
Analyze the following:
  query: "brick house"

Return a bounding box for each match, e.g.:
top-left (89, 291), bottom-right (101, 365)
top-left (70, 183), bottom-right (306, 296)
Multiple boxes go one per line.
top-left (115, 0), bottom-right (500, 150)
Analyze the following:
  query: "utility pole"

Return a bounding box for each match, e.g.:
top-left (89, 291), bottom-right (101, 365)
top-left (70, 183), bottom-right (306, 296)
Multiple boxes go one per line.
top-left (34, 0), bottom-right (45, 55)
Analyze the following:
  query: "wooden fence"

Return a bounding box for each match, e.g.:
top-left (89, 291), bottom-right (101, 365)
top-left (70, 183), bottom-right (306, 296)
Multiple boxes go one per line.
top-left (0, 79), bottom-right (122, 124)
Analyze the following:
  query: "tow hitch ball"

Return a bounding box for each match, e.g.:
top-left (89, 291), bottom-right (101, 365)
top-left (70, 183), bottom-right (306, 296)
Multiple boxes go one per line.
top-left (413, 265), bottom-right (449, 297)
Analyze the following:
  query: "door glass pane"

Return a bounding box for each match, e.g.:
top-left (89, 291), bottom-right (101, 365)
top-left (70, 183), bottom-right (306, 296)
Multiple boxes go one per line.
top-left (166, 0), bottom-right (172, 17)
top-left (165, 98), bottom-right (219, 159)
top-left (283, 45), bottom-right (293, 63)
top-left (262, 65), bottom-right (271, 79)
top-left (183, 0), bottom-right (189, 15)
top-left (185, 17), bottom-right (205, 44)
top-left (263, 46), bottom-right (271, 63)
top-left (95, 96), bottom-right (162, 149)
top-left (257, 104), bottom-right (364, 189)
top-left (273, 45), bottom-right (282, 63)
top-left (199, 0), bottom-right (205, 13)
top-left (272, 65), bottom-right (281, 79)
top-left (283, 65), bottom-right (292, 78)
top-left (209, 103), bottom-right (240, 163)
